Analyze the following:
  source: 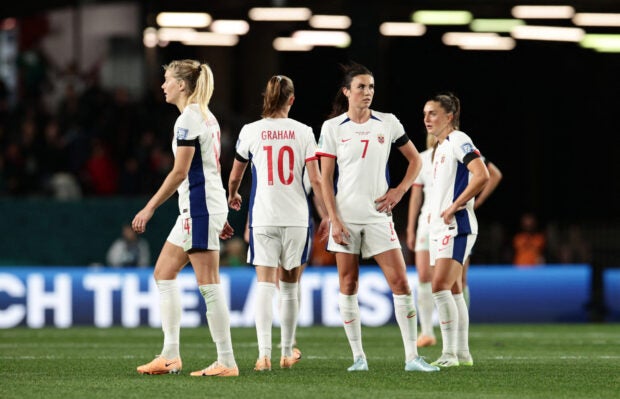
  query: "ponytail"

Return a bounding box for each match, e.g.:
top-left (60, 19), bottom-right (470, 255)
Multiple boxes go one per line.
top-left (164, 59), bottom-right (214, 120)
top-left (262, 75), bottom-right (294, 118)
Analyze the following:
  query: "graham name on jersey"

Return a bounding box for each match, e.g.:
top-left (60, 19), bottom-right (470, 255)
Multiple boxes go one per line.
top-left (261, 130), bottom-right (296, 140)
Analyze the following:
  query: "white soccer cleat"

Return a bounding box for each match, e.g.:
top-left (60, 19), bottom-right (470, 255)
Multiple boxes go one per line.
top-left (431, 353), bottom-right (460, 368)
top-left (405, 356), bottom-right (440, 372)
top-left (457, 352), bottom-right (474, 366)
top-left (347, 356), bottom-right (369, 371)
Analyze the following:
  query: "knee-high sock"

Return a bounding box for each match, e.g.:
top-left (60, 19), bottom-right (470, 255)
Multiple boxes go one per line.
top-left (393, 293), bottom-right (419, 361)
top-left (433, 290), bottom-right (458, 356)
top-left (199, 284), bottom-right (236, 367)
top-left (453, 293), bottom-right (470, 356)
top-left (417, 282), bottom-right (435, 337)
top-left (463, 285), bottom-right (470, 309)
top-left (279, 281), bottom-right (299, 358)
top-left (255, 282), bottom-right (276, 358)
top-left (157, 279), bottom-right (181, 359)
top-left (338, 293), bottom-right (365, 359)
top-left (294, 279), bottom-right (302, 343)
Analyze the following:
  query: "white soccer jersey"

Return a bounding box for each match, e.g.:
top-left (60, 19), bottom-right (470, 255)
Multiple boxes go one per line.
top-left (317, 111), bottom-right (407, 224)
top-left (427, 130), bottom-right (480, 239)
top-left (172, 104), bottom-right (227, 217)
top-left (236, 117), bottom-right (317, 227)
top-left (413, 148), bottom-right (434, 221)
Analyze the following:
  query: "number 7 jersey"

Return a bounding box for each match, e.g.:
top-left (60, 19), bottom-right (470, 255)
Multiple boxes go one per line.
top-left (317, 111), bottom-right (407, 224)
top-left (235, 117), bottom-right (318, 227)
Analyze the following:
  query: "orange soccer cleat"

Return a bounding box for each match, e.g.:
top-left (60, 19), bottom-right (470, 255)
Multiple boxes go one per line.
top-left (254, 356), bottom-right (272, 371)
top-left (190, 361), bottom-right (239, 377)
top-left (136, 356), bottom-right (182, 375)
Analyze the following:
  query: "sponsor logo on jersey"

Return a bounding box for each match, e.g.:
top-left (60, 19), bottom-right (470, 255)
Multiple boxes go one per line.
top-left (177, 127), bottom-right (189, 140)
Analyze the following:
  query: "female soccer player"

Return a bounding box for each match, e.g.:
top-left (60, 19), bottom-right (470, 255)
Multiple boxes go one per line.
top-left (228, 75), bottom-right (327, 372)
top-left (133, 59), bottom-right (238, 377)
top-left (317, 62), bottom-right (438, 373)
top-left (406, 133), bottom-right (438, 348)
top-left (423, 92), bottom-right (489, 367)
top-left (407, 134), bottom-right (502, 345)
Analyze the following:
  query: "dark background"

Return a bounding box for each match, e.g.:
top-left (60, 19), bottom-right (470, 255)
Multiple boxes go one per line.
top-left (1, 0), bottom-right (619, 265)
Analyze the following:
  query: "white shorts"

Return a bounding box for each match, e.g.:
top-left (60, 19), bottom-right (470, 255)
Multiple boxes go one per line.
top-left (167, 213), bottom-right (227, 252)
top-left (429, 233), bottom-right (477, 266)
top-left (248, 226), bottom-right (311, 270)
top-left (327, 221), bottom-right (401, 259)
top-left (414, 217), bottom-right (430, 252)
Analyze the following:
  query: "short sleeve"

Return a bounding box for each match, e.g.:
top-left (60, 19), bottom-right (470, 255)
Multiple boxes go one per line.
top-left (317, 121), bottom-right (337, 158)
top-left (303, 127), bottom-right (318, 162)
top-left (389, 114), bottom-right (406, 143)
top-left (235, 125), bottom-right (252, 160)
top-left (450, 131), bottom-right (480, 164)
top-left (175, 111), bottom-right (200, 141)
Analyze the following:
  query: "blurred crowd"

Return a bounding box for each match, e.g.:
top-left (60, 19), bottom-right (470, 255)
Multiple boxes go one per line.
top-left (0, 50), bottom-right (249, 199)
top-left (0, 59), bottom-right (177, 198)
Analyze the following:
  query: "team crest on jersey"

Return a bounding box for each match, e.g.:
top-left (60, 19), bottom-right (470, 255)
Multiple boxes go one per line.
top-left (377, 133), bottom-right (385, 144)
top-left (461, 142), bottom-right (474, 154)
top-left (176, 127), bottom-right (189, 140)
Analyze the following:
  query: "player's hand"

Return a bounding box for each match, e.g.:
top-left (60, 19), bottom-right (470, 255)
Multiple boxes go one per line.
top-left (219, 221), bottom-right (234, 240)
top-left (440, 204), bottom-right (465, 225)
top-left (228, 193), bottom-right (242, 211)
top-left (375, 188), bottom-right (404, 214)
top-left (132, 208), bottom-right (154, 234)
top-left (331, 219), bottom-right (350, 246)
top-left (317, 217), bottom-right (330, 242)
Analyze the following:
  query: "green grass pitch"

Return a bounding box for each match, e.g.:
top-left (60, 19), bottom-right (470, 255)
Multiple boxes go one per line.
top-left (1, 324), bottom-right (619, 398)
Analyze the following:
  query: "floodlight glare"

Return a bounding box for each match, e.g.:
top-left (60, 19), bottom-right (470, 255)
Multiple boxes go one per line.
top-left (470, 19), bottom-right (525, 33)
top-left (156, 12), bottom-right (212, 28)
top-left (412, 10), bottom-right (473, 25)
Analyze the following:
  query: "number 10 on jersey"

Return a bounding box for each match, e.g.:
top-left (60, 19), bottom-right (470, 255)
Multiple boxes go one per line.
top-left (263, 145), bottom-right (294, 186)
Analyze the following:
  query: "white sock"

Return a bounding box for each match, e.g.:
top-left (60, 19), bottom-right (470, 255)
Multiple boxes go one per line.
top-left (157, 279), bottom-right (181, 359)
top-left (338, 293), bottom-right (365, 360)
top-left (433, 290), bottom-right (458, 356)
top-left (199, 284), bottom-right (236, 368)
top-left (255, 282), bottom-right (276, 359)
top-left (393, 293), bottom-right (418, 361)
top-left (453, 293), bottom-right (470, 356)
top-left (463, 285), bottom-right (470, 309)
top-left (417, 282), bottom-right (435, 338)
top-left (295, 278), bottom-right (302, 344)
top-left (279, 281), bottom-right (299, 358)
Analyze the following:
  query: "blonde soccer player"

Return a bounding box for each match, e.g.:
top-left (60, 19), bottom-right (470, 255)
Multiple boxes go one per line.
top-left (133, 59), bottom-right (238, 377)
